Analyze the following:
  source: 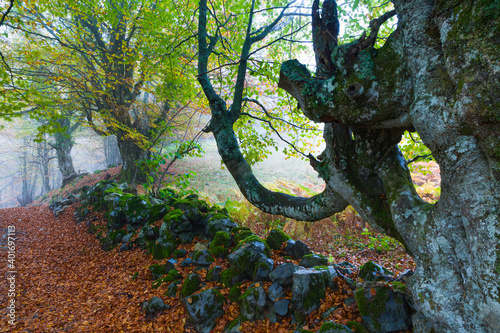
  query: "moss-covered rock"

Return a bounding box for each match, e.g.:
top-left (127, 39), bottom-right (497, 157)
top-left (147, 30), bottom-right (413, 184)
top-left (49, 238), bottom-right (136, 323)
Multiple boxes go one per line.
top-left (316, 321), bottom-right (354, 332)
top-left (149, 264), bottom-right (167, 280)
top-left (265, 229), bottom-right (291, 250)
top-left (211, 245), bottom-right (229, 258)
top-left (151, 269), bottom-right (182, 289)
top-left (211, 231), bottom-right (233, 248)
top-left (173, 248), bottom-right (187, 258)
top-left (166, 280), bottom-right (181, 298)
top-left (232, 227), bottom-right (254, 244)
top-left (354, 283), bottom-right (410, 332)
top-left (172, 198), bottom-right (204, 226)
top-left (161, 209), bottom-right (191, 240)
top-left (204, 214), bottom-right (238, 239)
top-left (149, 203), bottom-right (170, 223)
top-left (229, 238), bottom-right (271, 279)
top-left (252, 257), bottom-right (274, 281)
top-left (181, 273), bottom-right (202, 297)
top-left (148, 237), bottom-right (176, 260)
top-left (239, 285), bottom-right (267, 321)
top-left (192, 249), bottom-right (214, 266)
top-left (220, 267), bottom-right (241, 287)
top-left (346, 321), bottom-right (369, 333)
top-left (292, 268), bottom-right (329, 315)
top-left (228, 284), bottom-right (242, 302)
top-left (300, 253), bottom-right (328, 268)
top-left (142, 296), bottom-right (169, 317)
top-left (207, 266), bottom-right (223, 282)
top-left (122, 195), bottom-right (152, 227)
top-left (234, 235), bottom-right (271, 257)
top-left (358, 261), bottom-right (394, 282)
top-left (157, 187), bottom-right (179, 205)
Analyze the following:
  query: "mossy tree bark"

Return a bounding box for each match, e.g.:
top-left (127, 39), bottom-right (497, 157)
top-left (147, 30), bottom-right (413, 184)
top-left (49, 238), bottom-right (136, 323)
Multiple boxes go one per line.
top-left (198, 0), bottom-right (500, 332)
top-left (50, 116), bottom-right (80, 186)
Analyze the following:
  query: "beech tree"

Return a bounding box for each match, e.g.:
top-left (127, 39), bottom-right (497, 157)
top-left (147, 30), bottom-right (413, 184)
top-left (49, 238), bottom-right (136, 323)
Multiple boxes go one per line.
top-left (7, 0), bottom-right (200, 182)
top-left (197, 0), bottom-right (499, 332)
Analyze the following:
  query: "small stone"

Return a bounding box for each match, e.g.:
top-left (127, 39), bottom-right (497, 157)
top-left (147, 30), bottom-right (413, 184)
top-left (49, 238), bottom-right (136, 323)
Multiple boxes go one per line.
top-left (284, 239), bottom-right (296, 256)
top-left (143, 296), bottom-right (169, 316)
top-left (267, 282), bottom-right (285, 302)
top-left (274, 299), bottom-right (289, 316)
top-left (121, 233), bottom-right (133, 243)
top-left (164, 259), bottom-right (177, 272)
top-left (181, 258), bottom-right (194, 267)
top-left (194, 242), bottom-right (208, 252)
top-left (193, 250), bottom-right (214, 266)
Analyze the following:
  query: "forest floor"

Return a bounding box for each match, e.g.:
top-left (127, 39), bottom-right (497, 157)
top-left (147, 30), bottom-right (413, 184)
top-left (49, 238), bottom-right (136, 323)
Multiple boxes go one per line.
top-left (0, 160), bottom-right (439, 332)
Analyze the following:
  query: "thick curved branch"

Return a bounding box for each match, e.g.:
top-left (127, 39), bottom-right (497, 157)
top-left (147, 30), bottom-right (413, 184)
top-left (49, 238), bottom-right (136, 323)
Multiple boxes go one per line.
top-left (198, 0), bottom-right (347, 221)
top-left (213, 123), bottom-right (348, 221)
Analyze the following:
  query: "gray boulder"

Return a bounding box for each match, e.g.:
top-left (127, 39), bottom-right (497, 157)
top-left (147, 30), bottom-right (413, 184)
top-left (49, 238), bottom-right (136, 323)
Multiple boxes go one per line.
top-left (205, 214), bottom-right (238, 239)
top-left (300, 253), bottom-right (328, 268)
top-left (284, 239), bottom-right (296, 257)
top-left (293, 240), bottom-right (311, 259)
top-left (121, 232), bottom-right (133, 243)
top-left (182, 288), bottom-right (225, 333)
top-left (292, 268), bottom-right (329, 315)
top-left (253, 257), bottom-right (274, 281)
top-left (269, 263), bottom-right (298, 287)
top-left (228, 240), bottom-right (269, 278)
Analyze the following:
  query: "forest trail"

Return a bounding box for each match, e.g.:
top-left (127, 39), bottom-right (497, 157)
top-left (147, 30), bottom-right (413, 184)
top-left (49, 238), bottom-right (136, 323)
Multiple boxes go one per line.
top-left (0, 205), bottom-right (186, 332)
top-left (0, 199), bottom-right (410, 333)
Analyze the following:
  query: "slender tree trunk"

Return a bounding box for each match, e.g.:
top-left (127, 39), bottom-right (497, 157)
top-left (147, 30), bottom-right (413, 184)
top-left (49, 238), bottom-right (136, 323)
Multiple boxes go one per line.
top-left (37, 140), bottom-right (51, 195)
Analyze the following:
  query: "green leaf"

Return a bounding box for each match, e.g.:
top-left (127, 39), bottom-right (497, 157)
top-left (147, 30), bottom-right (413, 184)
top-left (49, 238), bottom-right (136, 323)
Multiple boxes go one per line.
top-left (352, 0), bottom-right (360, 11)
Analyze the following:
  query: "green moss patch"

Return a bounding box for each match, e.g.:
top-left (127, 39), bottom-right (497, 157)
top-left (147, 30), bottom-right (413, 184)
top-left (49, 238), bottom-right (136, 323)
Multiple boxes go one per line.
top-left (265, 228), bottom-right (291, 250)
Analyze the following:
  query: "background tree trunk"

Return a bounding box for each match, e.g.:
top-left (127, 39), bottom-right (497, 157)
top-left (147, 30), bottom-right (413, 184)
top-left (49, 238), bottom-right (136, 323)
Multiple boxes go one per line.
top-left (116, 134), bottom-right (148, 183)
top-left (103, 135), bottom-right (122, 167)
top-left (51, 117), bottom-right (79, 187)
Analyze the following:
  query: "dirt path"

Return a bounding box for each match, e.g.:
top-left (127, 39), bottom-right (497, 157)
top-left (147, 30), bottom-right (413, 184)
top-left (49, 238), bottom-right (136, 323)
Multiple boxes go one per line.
top-left (0, 206), bottom-right (185, 332)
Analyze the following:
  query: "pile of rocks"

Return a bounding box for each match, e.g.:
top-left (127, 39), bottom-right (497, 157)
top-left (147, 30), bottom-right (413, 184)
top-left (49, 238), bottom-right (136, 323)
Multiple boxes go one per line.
top-left (73, 180), bottom-right (414, 333)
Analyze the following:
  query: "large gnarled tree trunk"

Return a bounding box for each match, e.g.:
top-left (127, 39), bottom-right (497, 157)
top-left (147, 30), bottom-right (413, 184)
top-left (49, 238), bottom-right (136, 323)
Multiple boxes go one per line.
top-left (197, 0), bottom-right (499, 332)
